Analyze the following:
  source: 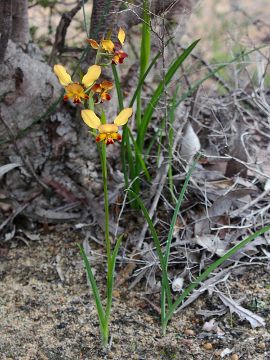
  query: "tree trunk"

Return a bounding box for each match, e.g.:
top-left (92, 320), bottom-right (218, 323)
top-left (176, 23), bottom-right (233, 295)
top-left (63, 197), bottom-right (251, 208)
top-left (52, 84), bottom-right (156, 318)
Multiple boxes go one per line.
top-left (84, 0), bottom-right (121, 66)
top-left (11, 0), bottom-right (30, 44)
top-left (0, 1), bottom-right (12, 63)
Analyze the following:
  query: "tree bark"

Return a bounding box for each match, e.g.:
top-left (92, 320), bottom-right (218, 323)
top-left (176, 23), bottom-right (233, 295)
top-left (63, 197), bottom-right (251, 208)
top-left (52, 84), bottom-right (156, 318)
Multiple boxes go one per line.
top-left (11, 0), bottom-right (30, 44)
top-left (84, 0), bottom-right (198, 66)
top-left (84, 0), bottom-right (122, 66)
top-left (0, 1), bottom-right (12, 63)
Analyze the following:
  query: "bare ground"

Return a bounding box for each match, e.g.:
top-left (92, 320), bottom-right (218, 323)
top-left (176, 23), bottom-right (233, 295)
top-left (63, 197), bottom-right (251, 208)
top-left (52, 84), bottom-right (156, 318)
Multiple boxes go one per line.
top-left (0, 229), bottom-right (269, 360)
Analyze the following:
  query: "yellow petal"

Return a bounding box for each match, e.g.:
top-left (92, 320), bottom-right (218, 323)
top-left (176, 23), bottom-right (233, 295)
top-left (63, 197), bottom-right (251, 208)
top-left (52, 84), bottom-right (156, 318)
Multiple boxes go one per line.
top-left (82, 65), bottom-right (101, 87)
top-left (114, 108), bottom-right (133, 126)
top-left (86, 39), bottom-right (99, 49)
top-left (81, 110), bottom-right (101, 129)
top-left (101, 39), bottom-right (115, 53)
top-left (118, 28), bottom-right (125, 45)
top-left (53, 64), bottom-right (72, 86)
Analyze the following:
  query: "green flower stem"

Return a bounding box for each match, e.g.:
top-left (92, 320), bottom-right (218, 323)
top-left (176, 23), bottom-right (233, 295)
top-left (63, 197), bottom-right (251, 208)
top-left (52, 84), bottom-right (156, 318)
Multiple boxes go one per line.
top-left (100, 119), bottom-right (112, 345)
top-left (101, 142), bottom-right (111, 261)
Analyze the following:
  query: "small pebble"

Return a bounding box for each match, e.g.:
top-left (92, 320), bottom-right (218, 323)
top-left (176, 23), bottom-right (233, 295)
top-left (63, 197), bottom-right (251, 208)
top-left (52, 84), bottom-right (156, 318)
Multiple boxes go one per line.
top-left (112, 289), bottom-right (120, 298)
top-left (203, 342), bottom-right (213, 350)
top-left (184, 329), bottom-right (195, 336)
top-left (257, 342), bottom-right (266, 350)
top-left (231, 355), bottom-right (239, 360)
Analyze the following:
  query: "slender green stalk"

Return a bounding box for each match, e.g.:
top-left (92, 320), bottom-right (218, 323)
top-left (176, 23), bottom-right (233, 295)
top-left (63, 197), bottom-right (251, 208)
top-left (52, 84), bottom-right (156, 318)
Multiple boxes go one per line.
top-left (136, 0), bottom-right (151, 129)
top-left (111, 63), bottom-right (139, 207)
top-left (111, 64), bottom-right (124, 110)
top-left (79, 140), bottom-right (123, 346)
top-left (101, 142), bottom-right (110, 261)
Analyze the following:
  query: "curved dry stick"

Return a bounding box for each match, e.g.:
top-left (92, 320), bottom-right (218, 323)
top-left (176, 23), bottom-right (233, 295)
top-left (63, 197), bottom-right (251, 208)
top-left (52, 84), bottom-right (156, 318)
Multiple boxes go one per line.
top-left (49, 0), bottom-right (88, 65)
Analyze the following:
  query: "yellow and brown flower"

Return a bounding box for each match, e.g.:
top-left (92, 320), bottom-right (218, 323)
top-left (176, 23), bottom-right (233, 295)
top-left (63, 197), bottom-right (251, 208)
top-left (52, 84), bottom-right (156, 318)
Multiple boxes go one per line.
top-left (53, 64), bottom-right (101, 104)
top-left (86, 28), bottom-right (128, 65)
top-left (81, 108), bottom-right (133, 145)
top-left (91, 80), bottom-right (113, 103)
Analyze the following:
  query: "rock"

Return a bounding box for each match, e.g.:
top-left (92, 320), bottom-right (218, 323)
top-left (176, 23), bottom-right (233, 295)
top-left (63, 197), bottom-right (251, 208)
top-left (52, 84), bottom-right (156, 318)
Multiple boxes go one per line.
top-left (0, 40), bottom-right (61, 132)
top-left (203, 342), bottom-right (213, 350)
top-left (184, 329), bottom-right (195, 336)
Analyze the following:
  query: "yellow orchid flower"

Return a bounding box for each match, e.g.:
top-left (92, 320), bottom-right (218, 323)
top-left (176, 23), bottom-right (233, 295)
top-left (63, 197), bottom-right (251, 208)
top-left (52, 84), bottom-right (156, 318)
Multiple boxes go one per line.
top-left (81, 108), bottom-right (133, 145)
top-left (53, 64), bottom-right (101, 104)
top-left (86, 28), bottom-right (128, 65)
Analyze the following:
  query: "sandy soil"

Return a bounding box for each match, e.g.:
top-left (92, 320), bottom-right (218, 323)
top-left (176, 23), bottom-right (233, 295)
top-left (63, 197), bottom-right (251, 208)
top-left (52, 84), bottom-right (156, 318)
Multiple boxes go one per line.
top-left (0, 230), bottom-right (269, 359)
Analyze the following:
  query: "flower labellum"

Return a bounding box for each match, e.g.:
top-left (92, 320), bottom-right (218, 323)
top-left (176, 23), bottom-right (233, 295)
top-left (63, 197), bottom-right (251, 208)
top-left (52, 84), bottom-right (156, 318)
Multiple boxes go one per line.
top-left (91, 80), bottom-right (113, 103)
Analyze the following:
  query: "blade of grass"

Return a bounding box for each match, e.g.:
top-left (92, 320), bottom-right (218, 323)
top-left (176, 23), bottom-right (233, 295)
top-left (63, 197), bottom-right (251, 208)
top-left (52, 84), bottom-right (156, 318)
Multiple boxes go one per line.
top-left (111, 62), bottom-right (137, 206)
top-left (105, 234), bottom-right (123, 319)
top-left (129, 50), bottom-right (161, 107)
top-left (164, 155), bottom-right (200, 269)
top-left (127, 127), bottom-right (151, 181)
top-left (78, 244), bottom-right (106, 330)
top-left (163, 223), bottom-right (270, 330)
top-left (129, 37), bottom-right (174, 108)
top-left (111, 64), bottom-right (124, 110)
top-left (128, 189), bottom-right (172, 309)
top-left (137, 39), bottom-right (200, 150)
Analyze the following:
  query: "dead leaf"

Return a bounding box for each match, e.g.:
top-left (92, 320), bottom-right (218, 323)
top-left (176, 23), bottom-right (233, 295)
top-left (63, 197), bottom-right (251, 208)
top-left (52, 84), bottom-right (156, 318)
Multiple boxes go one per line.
top-left (220, 348), bottom-right (233, 358)
top-left (195, 235), bottom-right (228, 256)
top-left (208, 189), bottom-right (256, 218)
top-left (225, 126), bottom-right (248, 178)
top-left (34, 208), bottom-right (81, 222)
top-left (0, 163), bottom-right (21, 179)
top-left (172, 277), bottom-right (184, 292)
top-left (20, 230), bottom-right (40, 241)
top-left (217, 292), bottom-right (265, 328)
top-left (180, 122), bottom-right (201, 163)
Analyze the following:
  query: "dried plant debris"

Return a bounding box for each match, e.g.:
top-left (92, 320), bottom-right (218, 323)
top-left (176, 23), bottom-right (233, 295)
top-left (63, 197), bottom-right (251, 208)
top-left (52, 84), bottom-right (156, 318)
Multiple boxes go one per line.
top-left (216, 292), bottom-right (266, 329)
